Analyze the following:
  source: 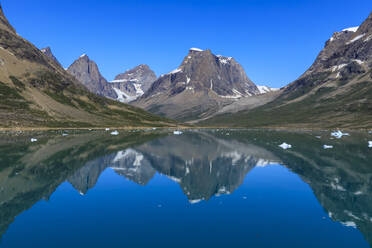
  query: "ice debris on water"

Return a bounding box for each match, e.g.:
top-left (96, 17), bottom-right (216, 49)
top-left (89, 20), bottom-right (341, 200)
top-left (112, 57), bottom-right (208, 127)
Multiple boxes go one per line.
top-left (279, 143), bottom-right (292, 149)
top-left (323, 145), bottom-right (333, 149)
top-left (30, 138), bottom-right (38, 142)
top-left (331, 130), bottom-right (349, 139)
top-left (173, 131), bottom-right (183, 135)
top-left (110, 130), bottom-right (119, 136)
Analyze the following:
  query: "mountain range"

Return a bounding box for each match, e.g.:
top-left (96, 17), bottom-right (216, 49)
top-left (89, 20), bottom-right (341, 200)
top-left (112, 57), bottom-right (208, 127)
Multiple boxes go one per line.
top-left (1, 1), bottom-right (371, 129)
top-left (0, 4), bottom-right (174, 128)
top-left (202, 12), bottom-right (372, 128)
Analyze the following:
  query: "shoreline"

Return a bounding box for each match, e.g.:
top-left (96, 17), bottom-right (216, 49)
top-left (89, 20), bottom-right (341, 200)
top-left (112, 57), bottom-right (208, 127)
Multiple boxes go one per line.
top-left (0, 126), bottom-right (370, 132)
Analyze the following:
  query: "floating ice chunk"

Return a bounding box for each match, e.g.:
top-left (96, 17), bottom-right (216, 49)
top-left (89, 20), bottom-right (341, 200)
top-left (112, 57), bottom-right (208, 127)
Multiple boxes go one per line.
top-left (369, 141), bottom-right (372, 148)
top-left (323, 145), bottom-right (334, 149)
top-left (110, 131), bottom-right (119, 136)
top-left (279, 143), bottom-right (292, 149)
top-left (331, 130), bottom-right (349, 139)
top-left (173, 130), bottom-right (183, 135)
top-left (30, 138), bottom-right (38, 142)
top-left (105, 128), bottom-right (110, 131)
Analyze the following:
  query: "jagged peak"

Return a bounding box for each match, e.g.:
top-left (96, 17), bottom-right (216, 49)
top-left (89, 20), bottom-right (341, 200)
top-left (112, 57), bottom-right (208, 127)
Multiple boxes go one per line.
top-left (41, 47), bottom-right (51, 53)
top-left (80, 53), bottom-right (88, 59)
top-left (189, 47), bottom-right (204, 52)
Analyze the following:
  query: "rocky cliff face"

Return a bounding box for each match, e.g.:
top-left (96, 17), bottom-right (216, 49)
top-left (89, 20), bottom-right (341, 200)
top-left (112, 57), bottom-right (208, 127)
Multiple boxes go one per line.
top-left (41, 46), bottom-right (63, 68)
top-left (284, 12), bottom-right (372, 95)
top-left (134, 48), bottom-right (259, 121)
top-left (109, 64), bottom-right (157, 103)
top-left (67, 54), bottom-right (118, 99)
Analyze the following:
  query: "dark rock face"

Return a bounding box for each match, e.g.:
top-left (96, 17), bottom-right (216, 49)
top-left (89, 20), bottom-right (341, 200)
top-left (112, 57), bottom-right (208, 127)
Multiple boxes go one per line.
top-left (109, 64), bottom-right (157, 103)
top-left (67, 54), bottom-right (117, 99)
top-left (41, 47), bottom-right (63, 68)
top-left (145, 48), bottom-right (258, 98)
top-left (285, 11), bottom-right (372, 95)
top-left (134, 48), bottom-right (259, 121)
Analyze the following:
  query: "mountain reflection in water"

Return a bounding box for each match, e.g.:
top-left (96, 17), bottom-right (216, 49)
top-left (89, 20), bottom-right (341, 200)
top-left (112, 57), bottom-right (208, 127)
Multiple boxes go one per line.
top-left (0, 129), bottom-right (371, 247)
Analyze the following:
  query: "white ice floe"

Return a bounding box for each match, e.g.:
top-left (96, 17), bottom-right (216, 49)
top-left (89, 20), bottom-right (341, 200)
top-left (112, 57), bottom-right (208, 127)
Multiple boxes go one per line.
top-left (30, 138), bottom-right (38, 142)
top-left (173, 130), bottom-right (183, 135)
top-left (323, 145), bottom-right (333, 149)
top-left (369, 141), bottom-right (372, 148)
top-left (331, 130), bottom-right (349, 139)
top-left (279, 142), bottom-right (292, 149)
top-left (110, 130), bottom-right (119, 136)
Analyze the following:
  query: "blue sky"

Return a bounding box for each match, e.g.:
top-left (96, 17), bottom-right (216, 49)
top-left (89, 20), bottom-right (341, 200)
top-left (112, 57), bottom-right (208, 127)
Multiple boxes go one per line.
top-left (3, 0), bottom-right (371, 87)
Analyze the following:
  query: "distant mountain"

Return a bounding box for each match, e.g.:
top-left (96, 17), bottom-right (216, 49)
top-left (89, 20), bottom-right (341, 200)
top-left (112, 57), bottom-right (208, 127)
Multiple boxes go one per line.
top-left (67, 54), bottom-right (118, 99)
top-left (134, 48), bottom-right (260, 121)
top-left (257, 85), bottom-right (279, 94)
top-left (202, 12), bottom-right (372, 129)
top-left (41, 46), bottom-right (62, 68)
top-left (109, 64), bottom-right (157, 103)
top-left (0, 4), bottom-right (173, 128)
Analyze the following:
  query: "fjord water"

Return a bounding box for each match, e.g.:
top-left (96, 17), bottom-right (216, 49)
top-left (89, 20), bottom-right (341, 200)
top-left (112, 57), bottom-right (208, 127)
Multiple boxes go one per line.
top-left (0, 130), bottom-right (371, 248)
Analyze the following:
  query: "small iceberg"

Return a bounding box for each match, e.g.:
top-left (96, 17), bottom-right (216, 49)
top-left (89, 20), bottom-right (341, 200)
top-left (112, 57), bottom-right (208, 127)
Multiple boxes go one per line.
top-left (369, 141), bottom-right (372, 148)
top-left (279, 142), bottom-right (292, 149)
top-left (30, 138), bottom-right (38, 142)
top-left (110, 130), bottom-right (119, 136)
top-left (331, 130), bottom-right (350, 139)
top-left (323, 145), bottom-right (333, 149)
top-left (173, 130), bottom-right (183, 135)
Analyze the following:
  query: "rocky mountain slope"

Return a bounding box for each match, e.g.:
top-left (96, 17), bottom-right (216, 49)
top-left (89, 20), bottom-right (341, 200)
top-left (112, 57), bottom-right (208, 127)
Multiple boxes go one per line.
top-left (109, 64), bottom-right (157, 103)
top-left (202, 12), bottom-right (372, 129)
top-left (67, 54), bottom-right (118, 99)
top-left (134, 48), bottom-right (260, 121)
top-left (41, 46), bottom-right (62, 68)
top-left (0, 4), bottom-right (173, 128)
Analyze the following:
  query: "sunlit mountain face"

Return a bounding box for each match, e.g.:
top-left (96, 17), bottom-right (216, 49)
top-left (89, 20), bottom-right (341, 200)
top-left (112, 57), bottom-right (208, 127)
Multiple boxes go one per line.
top-left (0, 129), bottom-right (371, 247)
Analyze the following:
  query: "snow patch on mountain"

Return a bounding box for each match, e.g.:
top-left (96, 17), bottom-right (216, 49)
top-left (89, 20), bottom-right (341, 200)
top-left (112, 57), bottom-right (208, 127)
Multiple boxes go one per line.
top-left (342, 26), bottom-right (359, 32)
top-left (257, 85), bottom-right (279, 94)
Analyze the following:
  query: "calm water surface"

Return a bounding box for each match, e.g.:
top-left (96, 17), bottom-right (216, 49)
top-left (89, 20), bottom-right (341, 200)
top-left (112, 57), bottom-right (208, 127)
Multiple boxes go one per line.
top-left (0, 129), bottom-right (371, 248)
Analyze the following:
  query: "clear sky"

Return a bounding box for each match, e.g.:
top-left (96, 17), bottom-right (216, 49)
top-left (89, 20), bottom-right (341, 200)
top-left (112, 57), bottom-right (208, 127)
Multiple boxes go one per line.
top-left (2, 0), bottom-right (371, 87)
